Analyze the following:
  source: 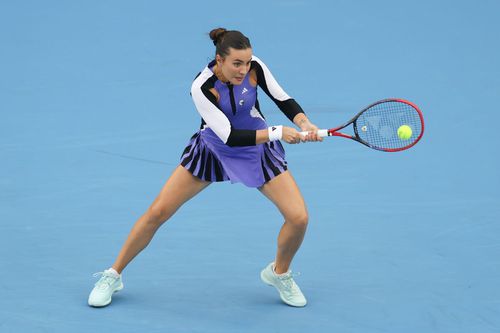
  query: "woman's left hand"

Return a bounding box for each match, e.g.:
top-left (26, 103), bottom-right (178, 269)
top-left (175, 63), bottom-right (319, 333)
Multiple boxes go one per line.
top-left (300, 121), bottom-right (323, 142)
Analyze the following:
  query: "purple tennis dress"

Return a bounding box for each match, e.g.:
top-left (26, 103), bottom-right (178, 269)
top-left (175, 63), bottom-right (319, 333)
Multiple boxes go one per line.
top-left (181, 56), bottom-right (304, 188)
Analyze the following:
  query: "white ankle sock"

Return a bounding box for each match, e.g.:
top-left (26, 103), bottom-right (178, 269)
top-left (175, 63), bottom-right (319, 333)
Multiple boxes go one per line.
top-left (107, 268), bottom-right (120, 277)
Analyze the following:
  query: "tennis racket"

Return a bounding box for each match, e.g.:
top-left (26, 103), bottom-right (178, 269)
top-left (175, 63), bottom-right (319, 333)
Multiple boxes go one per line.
top-left (301, 98), bottom-right (425, 152)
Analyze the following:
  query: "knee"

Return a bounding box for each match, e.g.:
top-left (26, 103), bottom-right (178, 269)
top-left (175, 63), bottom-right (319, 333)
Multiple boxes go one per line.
top-left (145, 204), bottom-right (171, 228)
top-left (286, 210), bottom-right (309, 229)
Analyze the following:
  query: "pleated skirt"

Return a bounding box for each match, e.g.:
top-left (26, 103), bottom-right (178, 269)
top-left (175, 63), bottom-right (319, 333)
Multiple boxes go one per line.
top-left (180, 129), bottom-right (288, 188)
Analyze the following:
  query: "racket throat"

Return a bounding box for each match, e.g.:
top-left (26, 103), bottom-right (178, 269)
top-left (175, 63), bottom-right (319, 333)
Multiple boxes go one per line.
top-left (330, 131), bottom-right (354, 139)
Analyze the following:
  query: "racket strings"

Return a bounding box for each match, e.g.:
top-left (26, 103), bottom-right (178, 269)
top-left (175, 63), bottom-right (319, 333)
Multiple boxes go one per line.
top-left (355, 101), bottom-right (423, 150)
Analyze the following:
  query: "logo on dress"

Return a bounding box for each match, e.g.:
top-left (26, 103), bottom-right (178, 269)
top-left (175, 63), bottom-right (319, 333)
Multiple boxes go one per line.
top-left (242, 87), bottom-right (248, 94)
top-left (239, 99), bottom-right (245, 106)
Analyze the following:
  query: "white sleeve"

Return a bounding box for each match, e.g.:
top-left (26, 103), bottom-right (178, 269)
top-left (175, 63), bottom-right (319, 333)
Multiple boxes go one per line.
top-left (252, 55), bottom-right (291, 101)
top-left (251, 55), bottom-right (305, 122)
top-left (190, 68), bottom-right (231, 143)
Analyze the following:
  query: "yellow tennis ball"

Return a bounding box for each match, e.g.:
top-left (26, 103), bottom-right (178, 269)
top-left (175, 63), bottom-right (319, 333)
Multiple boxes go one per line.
top-left (397, 125), bottom-right (412, 140)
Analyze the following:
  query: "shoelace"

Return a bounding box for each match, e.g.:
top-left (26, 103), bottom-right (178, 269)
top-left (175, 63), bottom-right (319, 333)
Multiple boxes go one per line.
top-left (277, 271), bottom-right (301, 292)
top-left (93, 271), bottom-right (118, 290)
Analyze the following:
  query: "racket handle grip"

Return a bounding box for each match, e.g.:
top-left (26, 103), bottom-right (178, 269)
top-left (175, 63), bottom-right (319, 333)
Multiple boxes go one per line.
top-left (299, 129), bottom-right (328, 137)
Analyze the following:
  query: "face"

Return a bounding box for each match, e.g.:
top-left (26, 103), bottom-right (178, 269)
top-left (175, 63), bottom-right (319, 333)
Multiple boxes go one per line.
top-left (217, 47), bottom-right (252, 85)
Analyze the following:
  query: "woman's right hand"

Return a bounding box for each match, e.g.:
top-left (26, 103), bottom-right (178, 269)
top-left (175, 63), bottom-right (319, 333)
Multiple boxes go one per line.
top-left (281, 126), bottom-right (304, 144)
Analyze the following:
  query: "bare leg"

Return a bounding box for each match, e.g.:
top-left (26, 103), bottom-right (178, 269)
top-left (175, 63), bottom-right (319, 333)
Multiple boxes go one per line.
top-left (258, 171), bottom-right (308, 274)
top-left (111, 166), bottom-right (210, 274)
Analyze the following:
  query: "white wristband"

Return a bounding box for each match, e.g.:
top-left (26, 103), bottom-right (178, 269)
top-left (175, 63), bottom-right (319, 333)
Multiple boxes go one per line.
top-left (268, 125), bottom-right (283, 141)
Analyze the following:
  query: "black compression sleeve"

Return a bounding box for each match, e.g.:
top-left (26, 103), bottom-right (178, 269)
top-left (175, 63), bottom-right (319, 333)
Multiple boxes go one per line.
top-left (273, 98), bottom-right (305, 122)
top-left (226, 129), bottom-right (256, 147)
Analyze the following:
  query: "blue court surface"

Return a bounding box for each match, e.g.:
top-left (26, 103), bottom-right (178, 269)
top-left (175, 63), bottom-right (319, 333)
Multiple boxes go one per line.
top-left (1, 1), bottom-right (499, 332)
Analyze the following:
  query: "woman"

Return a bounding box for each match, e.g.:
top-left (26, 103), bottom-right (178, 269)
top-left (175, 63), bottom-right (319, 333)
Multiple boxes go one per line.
top-left (88, 28), bottom-right (322, 308)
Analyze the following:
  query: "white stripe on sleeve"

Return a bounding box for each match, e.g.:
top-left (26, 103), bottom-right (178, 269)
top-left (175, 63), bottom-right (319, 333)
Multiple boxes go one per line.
top-left (252, 55), bottom-right (291, 101)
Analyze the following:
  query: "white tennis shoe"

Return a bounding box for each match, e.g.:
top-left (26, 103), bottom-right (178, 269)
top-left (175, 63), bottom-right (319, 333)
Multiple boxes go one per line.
top-left (260, 262), bottom-right (307, 307)
top-left (88, 269), bottom-right (123, 307)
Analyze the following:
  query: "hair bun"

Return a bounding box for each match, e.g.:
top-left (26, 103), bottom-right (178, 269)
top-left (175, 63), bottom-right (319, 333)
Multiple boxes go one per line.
top-left (209, 27), bottom-right (227, 46)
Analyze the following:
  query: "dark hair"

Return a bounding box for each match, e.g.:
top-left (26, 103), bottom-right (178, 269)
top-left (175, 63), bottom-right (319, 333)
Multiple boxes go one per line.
top-left (209, 28), bottom-right (252, 58)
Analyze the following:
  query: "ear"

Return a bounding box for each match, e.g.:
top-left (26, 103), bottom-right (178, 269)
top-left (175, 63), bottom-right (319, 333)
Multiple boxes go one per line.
top-left (216, 54), bottom-right (224, 64)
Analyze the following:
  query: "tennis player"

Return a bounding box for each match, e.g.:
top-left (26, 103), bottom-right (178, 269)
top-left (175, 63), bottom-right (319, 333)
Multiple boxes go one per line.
top-left (88, 28), bottom-right (322, 308)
